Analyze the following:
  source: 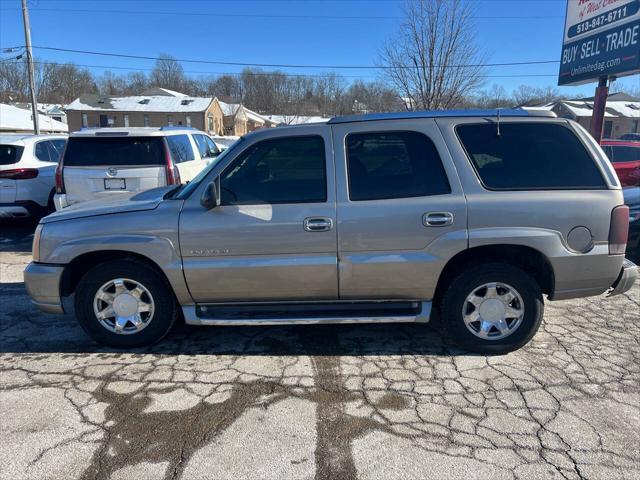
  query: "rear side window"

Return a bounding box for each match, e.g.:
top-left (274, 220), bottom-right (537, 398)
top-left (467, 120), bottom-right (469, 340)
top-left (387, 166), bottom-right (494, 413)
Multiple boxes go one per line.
top-left (221, 135), bottom-right (326, 205)
top-left (605, 145), bottom-right (640, 163)
top-left (192, 134), bottom-right (209, 159)
top-left (35, 141), bottom-right (52, 162)
top-left (166, 134), bottom-right (195, 163)
top-left (346, 131), bottom-right (451, 201)
top-left (49, 139), bottom-right (66, 162)
top-left (63, 137), bottom-right (165, 166)
top-left (456, 123), bottom-right (606, 190)
top-left (0, 145), bottom-right (24, 165)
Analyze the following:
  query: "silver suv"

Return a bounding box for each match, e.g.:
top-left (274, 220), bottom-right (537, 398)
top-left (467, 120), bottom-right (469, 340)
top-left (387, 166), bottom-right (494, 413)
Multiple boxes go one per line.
top-left (25, 110), bottom-right (637, 353)
top-left (54, 127), bottom-right (221, 210)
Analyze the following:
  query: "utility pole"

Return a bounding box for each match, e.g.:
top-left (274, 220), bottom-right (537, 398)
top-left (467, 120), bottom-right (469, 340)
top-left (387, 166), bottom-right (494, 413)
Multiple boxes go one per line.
top-left (21, 0), bottom-right (39, 134)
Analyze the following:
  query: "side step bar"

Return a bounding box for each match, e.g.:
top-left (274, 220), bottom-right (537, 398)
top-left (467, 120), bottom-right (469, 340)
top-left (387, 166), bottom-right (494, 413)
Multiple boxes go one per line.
top-left (182, 301), bottom-right (431, 326)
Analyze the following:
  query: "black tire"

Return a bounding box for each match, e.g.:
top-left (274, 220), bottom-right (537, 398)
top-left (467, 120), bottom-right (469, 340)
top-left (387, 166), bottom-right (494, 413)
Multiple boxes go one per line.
top-left (74, 260), bottom-right (178, 348)
top-left (439, 263), bottom-right (543, 354)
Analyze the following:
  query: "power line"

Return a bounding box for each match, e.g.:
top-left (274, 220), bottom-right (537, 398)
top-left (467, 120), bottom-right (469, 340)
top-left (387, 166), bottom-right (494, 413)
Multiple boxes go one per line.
top-left (2, 59), bottom-right (559, 78)
top-left (0, 6), bottom-right (564, 19)
top-left (30, 45), bottom-right (560, 69)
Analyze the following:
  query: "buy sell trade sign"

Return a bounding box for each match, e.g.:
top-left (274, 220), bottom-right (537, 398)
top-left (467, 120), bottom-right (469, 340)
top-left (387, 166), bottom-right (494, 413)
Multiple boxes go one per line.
top-left (559, 0), bottom-right (640, 85)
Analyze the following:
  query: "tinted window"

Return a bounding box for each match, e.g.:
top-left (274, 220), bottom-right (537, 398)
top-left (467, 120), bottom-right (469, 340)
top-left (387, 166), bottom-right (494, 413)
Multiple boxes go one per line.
top-left (193, 134), bottom-right (209, 159)
top-left (346, 131), bottom-right (450, 201)
top-left (63, 137), bottom-right (165, 166)
top-left (608, 145), bottom-right (640, 163)
top-left (205, 136), bottom-right (221, 156)
top-left (0, 145), bottom-right (24, 165)
top-left (35, 141), bottom-right (52, 162)
top-left (49, 139), bottom-right (66, 162)
top-left (166, 134), bottom-right (195, 163)
top-left (221, 136), bottom-right (326, 205)
top-left (457, 123), bottom-right (606, 190)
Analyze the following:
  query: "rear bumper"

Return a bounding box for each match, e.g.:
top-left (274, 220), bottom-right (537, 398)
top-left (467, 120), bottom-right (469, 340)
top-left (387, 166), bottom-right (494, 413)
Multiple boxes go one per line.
top-left (607, 259), bottom-right (638, 297)
top-left (24, 262), bottom-right (65, 314)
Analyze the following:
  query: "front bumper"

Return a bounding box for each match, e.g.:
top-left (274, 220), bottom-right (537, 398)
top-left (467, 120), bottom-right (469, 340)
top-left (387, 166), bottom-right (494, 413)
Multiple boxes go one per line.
top-left (607, 259), bottom-right (638, 297)
top-left (24, 262), bottom-right (65, 313)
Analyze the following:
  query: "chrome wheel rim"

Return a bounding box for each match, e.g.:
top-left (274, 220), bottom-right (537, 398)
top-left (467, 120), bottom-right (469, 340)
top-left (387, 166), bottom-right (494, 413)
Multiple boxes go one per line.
top-left (93, 278), bottom-right (155, 335)
top-left (462, 282), bottom-right (525, 341)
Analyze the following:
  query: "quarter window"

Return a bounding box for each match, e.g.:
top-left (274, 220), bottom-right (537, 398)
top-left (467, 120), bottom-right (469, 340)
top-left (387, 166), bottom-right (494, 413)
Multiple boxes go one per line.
top-left (35, 141), bottom-right (52, 162)
top-left (346, 131), bottom-right (450, 201)
top-left (166, 135), bottom-right (195, 163)
top-left (456, 123), bottom-right (606, 190)
top-left (221, 136), bottom-right (326, 205)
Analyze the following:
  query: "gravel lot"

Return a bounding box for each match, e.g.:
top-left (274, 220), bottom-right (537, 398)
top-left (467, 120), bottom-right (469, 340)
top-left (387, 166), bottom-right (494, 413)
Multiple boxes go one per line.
top-left (1, 220), bottom-right (639, 480)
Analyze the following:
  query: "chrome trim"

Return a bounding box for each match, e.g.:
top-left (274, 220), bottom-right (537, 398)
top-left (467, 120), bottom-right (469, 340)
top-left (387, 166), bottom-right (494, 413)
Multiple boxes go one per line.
top-left (303, 216), bottom-right (333, 232)
top-left (423, 212), bottom-right (454, 227)
top-left (182, 301), bottom-right (431, 326)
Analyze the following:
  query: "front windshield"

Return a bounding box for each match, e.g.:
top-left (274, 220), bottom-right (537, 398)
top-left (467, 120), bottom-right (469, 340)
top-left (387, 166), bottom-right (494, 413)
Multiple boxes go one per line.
top-left (175, 137), bottom-right (245, 199)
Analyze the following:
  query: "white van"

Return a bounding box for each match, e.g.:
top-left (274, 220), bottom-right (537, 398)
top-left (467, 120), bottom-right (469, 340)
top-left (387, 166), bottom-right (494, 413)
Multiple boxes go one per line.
top-left (54, 127), bottom-right (220, 209)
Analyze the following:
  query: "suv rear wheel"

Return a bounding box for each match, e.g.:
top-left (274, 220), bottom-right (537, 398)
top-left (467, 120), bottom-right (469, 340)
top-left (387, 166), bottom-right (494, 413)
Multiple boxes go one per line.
top-left (440, 263), bottom-right (543, 354)
top-left (74, 260), bottom-right (178, 348)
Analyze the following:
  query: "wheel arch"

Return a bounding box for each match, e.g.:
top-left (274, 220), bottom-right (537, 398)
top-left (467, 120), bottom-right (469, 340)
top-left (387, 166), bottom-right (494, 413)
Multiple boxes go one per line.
top-left (60, 250), bottom-right (174, 298)
top-left (434, 244), bottom-right (555, 301)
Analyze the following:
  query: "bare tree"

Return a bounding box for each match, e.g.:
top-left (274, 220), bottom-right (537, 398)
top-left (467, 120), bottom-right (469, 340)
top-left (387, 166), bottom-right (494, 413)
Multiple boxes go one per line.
top-left (150, 54), bottom-right (187, 92)
top-left (512, 85), bottom-right (562, 106)
top-left (379, 0), bottom-right (485, 110)
top-left (475, 84), bottom-right (511, 109)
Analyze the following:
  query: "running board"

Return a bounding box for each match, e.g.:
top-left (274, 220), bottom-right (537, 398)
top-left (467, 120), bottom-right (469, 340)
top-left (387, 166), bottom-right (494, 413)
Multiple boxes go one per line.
top-left (182, 301), bottom-right (431, 326)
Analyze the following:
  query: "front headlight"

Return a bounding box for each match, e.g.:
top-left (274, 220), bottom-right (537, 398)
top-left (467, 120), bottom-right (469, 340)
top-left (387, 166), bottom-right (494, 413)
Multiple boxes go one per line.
top-left (32, 223), bottom-right (43, 262)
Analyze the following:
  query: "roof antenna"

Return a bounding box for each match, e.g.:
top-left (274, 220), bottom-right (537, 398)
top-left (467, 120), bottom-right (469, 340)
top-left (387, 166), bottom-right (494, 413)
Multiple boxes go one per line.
top-left (496, 108), bottom-right (501, 137)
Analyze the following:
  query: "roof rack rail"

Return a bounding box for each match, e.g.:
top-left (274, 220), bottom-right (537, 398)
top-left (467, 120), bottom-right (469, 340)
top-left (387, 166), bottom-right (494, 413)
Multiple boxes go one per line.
top-left (160, 125), bottom-right (197, 131)
top-left (328, 108), bottom-right (556, 124)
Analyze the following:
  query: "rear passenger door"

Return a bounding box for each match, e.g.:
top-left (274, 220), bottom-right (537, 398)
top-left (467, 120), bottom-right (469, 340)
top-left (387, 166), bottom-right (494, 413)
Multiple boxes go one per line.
top-left (331, 119), bottom-right (467, 300)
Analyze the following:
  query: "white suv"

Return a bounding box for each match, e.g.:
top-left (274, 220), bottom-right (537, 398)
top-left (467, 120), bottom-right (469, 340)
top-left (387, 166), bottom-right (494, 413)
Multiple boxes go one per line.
top-left (54, 127), bottom-right (220, 210)
top-left (0, 134), bottom-right (67, 219)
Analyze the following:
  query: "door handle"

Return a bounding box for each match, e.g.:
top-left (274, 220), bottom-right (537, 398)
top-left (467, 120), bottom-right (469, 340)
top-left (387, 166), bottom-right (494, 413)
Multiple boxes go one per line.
top-left (303, 217), bottom-right (333, 232)
top-left (423, 212), bottom-right (454, 227)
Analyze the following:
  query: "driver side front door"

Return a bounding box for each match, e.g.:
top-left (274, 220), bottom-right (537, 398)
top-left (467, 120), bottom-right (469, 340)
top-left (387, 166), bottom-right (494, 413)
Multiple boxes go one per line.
top-left (179, 127), bottom-right (338, 303)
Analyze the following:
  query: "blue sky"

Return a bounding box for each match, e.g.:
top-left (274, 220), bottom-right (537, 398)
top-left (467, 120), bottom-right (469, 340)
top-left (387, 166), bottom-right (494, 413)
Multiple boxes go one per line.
top-left (0, 0), bottom-right (638, 97)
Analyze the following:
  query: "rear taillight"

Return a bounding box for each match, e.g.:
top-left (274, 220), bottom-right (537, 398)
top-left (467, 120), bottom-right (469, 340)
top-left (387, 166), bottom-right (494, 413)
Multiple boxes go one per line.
top-left (164, 144), bottom-right (181, 185)
top-left (54, 163), bottom-right (65, 193)
top-left (609, 205), bottom-right (630, 255)
top-left (0, 168), bottom-right (39, 180)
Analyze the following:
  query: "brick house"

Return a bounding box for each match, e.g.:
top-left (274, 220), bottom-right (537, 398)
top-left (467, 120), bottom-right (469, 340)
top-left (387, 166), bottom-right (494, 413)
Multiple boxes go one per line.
top-left (217, 100), bottom-right (276, 135)
top-left (65, 89), bottom-right (224, 135)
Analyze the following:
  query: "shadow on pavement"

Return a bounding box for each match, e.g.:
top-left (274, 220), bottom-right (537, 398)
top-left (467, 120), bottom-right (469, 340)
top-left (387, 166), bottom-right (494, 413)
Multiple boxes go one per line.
top-left (0, 219), bottom-right (38, 253)
top-left (1, 282), bottom-right (471, 357)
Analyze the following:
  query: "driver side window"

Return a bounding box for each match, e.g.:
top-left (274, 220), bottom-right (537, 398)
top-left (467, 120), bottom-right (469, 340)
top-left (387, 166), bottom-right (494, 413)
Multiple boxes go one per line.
top-left (220, 135), bottom-right (326, 205)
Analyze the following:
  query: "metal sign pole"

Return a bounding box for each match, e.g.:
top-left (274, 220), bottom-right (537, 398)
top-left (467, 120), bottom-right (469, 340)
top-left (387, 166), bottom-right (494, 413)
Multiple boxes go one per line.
top-left (589, 76), bottom-right (609, 142)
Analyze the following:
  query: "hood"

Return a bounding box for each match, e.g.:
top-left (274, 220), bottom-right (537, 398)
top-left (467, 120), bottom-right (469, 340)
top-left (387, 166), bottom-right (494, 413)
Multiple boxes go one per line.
top-left (42, 186), bottom-right (178, 223)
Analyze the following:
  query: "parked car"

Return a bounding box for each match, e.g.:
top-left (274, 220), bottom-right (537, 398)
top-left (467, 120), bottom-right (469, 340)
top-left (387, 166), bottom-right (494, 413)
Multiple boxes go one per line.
top-left (25, 110), bottom-right (637, 353)
top-left (600, 139), bottom-right (640, 187)
top-left (623, 186), bottom-right (640, 263)
top-left (0, 134), bottom-right (67, 219)
top-left (54, 126), bottom-right (221, 210)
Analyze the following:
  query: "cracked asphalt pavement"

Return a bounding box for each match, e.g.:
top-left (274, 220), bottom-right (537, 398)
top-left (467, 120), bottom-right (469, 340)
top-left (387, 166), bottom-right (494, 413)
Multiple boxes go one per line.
top-left (1, 221), bottom-right (639, 480)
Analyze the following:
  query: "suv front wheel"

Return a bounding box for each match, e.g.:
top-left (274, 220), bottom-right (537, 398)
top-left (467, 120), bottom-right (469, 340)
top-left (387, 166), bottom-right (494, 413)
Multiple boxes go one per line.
top-left (74, 260), bottom-right (178, 348)
top-left (440, 263), bottom-right (544, 354)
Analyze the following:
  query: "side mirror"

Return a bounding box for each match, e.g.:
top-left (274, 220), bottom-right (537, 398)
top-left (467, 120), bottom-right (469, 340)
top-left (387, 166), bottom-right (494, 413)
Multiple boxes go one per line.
top-left (200, 178), bottom-right (220, 209)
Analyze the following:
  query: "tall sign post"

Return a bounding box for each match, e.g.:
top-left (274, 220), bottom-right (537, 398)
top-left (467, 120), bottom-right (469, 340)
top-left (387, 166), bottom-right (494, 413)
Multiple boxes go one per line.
top-left (559, 0), bottom-right (640, 141)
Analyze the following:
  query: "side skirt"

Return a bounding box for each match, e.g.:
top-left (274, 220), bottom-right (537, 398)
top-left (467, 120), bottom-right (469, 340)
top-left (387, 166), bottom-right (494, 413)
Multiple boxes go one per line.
top-left (182, 300), bottom-right (431, 326)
